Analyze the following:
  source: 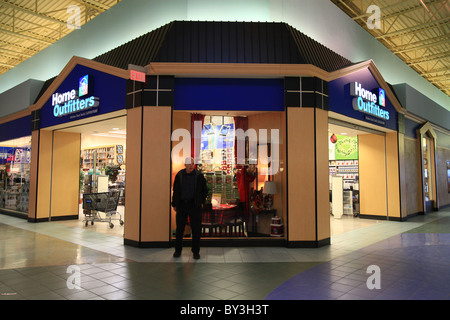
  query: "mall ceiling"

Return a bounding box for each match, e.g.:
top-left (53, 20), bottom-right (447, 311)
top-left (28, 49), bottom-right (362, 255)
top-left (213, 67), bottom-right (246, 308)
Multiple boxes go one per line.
top-left (0, 0), bottom-right (448, 97)
top-left (0, 0), bottom-right (120, 73)
top-left (331, 0), bottom-right (449, 96)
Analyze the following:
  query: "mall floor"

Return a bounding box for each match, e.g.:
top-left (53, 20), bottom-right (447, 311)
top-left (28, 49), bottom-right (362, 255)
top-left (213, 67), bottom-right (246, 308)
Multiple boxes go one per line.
top-left (0, 209), bottom-right (449, 301)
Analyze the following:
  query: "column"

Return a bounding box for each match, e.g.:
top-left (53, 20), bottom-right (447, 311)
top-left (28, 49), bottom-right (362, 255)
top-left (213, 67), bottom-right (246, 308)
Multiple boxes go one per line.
top-left (285, 77), bottom-right (330, 247)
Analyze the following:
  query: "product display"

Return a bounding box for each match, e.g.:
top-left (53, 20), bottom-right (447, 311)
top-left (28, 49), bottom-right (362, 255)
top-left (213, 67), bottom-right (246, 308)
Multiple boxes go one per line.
top-left (82, 145), bottom-right (124, 170)
top-left (270, 216), bottom-right (284, 237)
top-left (329, 129), bottom-right (360, 219)
top-left (0, 138), bottom-right (31, 215)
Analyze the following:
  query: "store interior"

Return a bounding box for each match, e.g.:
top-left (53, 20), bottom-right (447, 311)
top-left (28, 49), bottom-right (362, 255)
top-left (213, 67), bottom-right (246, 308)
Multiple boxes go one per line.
top-left (328, 122), bottom-right (383, 235)
top-left (56, 116), bottom-right (126, 237)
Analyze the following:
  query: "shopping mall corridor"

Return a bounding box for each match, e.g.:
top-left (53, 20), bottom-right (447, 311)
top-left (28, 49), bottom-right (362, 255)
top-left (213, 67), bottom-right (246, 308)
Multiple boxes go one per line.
top-left (1, 209), bottom-right (449, 301)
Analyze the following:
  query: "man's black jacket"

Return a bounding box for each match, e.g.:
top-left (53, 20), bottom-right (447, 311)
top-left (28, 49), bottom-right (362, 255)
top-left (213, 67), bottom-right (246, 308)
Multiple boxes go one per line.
top-left (171, 169), bottom-right (208, 210)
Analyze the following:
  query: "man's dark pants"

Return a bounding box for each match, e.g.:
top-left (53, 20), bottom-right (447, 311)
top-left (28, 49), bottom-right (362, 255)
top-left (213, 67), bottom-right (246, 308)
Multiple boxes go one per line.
top-left (175, 200), bottom-right (201, 254)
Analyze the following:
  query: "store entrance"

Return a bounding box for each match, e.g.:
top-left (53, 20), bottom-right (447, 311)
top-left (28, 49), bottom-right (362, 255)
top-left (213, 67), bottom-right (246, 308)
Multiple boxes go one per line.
top-left (53, 116), bottom-right (127, 237)
top-left (328, 122), bottom-right (385, 235)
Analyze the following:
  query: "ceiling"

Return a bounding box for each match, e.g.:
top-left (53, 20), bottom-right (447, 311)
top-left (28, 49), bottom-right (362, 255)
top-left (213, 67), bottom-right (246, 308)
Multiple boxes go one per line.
top-left (0, 0), bottom-right (448, 97)
top-left (329, 123), bottom-right (369, 137)
top-left (330, 0), bottom-right (449, 97)
top-left (58, 115), bottom-right (126, 137)
top-left (0, 0), bottom-right (120, 73)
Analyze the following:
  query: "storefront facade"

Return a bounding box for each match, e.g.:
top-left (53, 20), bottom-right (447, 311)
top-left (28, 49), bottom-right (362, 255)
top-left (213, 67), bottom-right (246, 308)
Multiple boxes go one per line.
top-left (0, 21), bottom-right (448, 249)
top-left (28, 58), bottom-right (128, 223)
top-left (328, 63), bottom-right (402, 221)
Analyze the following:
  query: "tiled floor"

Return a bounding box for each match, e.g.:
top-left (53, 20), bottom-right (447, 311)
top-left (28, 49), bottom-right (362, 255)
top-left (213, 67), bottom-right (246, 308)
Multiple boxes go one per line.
top-left (0, 209), bottom-right (449, 301)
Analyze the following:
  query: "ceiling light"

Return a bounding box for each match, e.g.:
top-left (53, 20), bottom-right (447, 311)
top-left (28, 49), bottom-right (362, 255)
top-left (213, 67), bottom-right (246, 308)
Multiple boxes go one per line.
top-left (108, 130), bottom-right (126, 135)
top-left (92, 133), bottom-right (127, 139)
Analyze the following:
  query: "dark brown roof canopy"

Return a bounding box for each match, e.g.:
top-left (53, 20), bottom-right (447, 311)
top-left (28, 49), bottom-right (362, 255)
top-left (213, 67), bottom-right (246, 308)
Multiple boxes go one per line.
top-left (93, 20), bottom-right (352, 72)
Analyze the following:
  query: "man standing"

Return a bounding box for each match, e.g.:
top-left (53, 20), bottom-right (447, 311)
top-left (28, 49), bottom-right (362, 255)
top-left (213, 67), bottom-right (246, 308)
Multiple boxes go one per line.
top-left (171, 157), bottom-right (208, 259)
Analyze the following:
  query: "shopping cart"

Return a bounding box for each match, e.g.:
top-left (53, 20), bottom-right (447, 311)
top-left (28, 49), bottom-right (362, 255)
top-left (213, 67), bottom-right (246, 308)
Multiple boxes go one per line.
top-left (82, 191), bottom-right (124, 228)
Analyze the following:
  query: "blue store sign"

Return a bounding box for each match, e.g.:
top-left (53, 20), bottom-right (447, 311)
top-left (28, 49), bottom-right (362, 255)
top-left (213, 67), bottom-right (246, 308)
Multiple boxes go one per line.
top-left (174, 78), bottom-right (284, 111)
top-left (329, 68), bottom-right (397, 131)
top-left (40, 64), bottom-right (126, 129)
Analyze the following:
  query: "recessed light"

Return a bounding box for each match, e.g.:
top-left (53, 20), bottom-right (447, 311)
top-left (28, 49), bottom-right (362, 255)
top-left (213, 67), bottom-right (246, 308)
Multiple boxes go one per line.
top-left (108, 130), bottom-right (126, 135)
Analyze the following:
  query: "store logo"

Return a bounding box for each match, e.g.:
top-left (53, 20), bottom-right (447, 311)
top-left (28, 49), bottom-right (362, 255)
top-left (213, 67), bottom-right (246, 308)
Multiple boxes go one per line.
top-left (350, 81), bottom-right (389, 120)
top-left (79, 75), bottom-right (89, 96)
top-left (52, 75), bottom-right (99, 117)
top-left (378, 88), bottom-right (385, 107)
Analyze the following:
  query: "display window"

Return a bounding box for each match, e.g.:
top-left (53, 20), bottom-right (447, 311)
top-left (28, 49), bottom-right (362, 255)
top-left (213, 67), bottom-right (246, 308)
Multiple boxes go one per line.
top-left (0, 136), bottom-right (31, 216)
top-left (171, 111), bottom-right (286, 240)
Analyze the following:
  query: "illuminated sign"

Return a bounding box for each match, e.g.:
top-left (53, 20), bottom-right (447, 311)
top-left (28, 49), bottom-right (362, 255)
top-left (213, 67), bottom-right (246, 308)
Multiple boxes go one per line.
top-left (130, 69), bottom-right (146, 83)
top-left (52, 74), bottom-right (99, 117)
top-left (350, 82), bottom-right (389, 120)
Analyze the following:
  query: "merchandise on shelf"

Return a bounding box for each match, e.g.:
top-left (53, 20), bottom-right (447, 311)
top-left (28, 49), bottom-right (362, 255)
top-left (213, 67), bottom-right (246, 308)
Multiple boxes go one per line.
top-left (82, 145), bottom-right (125, 170)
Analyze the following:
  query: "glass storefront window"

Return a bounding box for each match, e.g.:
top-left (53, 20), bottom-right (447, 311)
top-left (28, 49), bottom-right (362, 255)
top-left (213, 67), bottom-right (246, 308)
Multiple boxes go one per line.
top-left (0, 136), bottom-right (31, 215)
top-left (171, 112), bottom-right (285, 240)
top-left (199, 116), bottom-right (237, 204)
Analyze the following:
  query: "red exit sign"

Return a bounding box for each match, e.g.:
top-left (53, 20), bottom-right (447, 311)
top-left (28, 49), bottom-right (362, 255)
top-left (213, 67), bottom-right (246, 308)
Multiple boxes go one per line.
top-left (130, 69), bottom-right (146, 82)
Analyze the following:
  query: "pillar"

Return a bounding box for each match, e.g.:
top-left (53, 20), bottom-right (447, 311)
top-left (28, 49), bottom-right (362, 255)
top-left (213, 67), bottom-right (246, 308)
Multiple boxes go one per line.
top-left (124, 75), bottom-right (174, 247)
top-left (285, 77), bottom-right (330, 247)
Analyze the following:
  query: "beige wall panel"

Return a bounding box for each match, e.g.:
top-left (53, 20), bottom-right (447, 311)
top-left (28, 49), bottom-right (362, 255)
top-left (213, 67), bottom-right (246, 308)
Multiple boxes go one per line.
top-left (50, 131), bottom-right (80, 217)
top-left (386, 132), bottom-right (401, 218)
top-left (315, 109), bottom-right (330, 241)
top-left (280, 112), bottom-right (287, 227)
top-left (36, 130), bottom-right (53, 220)
top-left (287, 108), bottom-right (316, 241)
top-left (124, 107), bottom-right (142, 242)
top-left (141, 106), bottom-right (172, 242)
top-left (404, 137), bottom-right (423, 214)
top-left (436, 147), bottom-right (450, 207)
top-left (359, 134), bottom-right (387, 217)
top-left (397, 133), bottom-right (407, 218)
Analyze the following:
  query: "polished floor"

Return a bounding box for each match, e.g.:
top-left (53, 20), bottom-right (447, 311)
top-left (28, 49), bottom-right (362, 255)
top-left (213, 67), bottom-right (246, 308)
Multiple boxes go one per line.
top-left (0, 209), bottom-right (449, 301)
